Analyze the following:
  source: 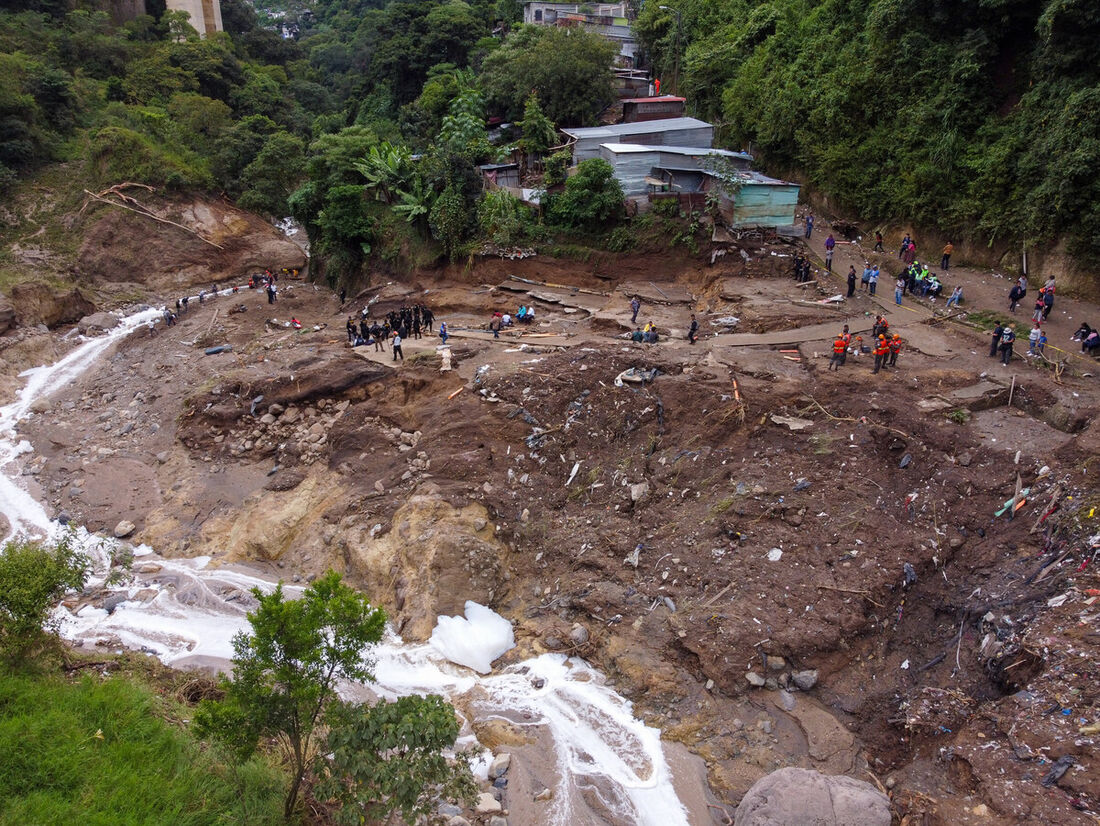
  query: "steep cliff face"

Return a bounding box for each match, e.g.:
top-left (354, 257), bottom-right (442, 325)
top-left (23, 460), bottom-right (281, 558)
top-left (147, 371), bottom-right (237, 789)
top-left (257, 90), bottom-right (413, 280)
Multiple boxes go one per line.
top-left (75, 197), bottom-right (306, 295)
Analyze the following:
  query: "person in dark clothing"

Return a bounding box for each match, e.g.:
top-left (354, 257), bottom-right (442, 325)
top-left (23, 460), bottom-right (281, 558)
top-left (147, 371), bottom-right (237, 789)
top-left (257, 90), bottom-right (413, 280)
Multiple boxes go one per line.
top-left (422, 306), bottom-right (434, 333)
top-left (630, 296), bottom-right (641, 323)
top-left (846, 266), bottom-right (857, 297)
top-left (371, 322), bottom-right (385, 351)
top-left (412, 315), bottom-right (421, 339)
top-left (1042, 288), bottom-right (1054, 320)
top-left (688, 314), bottom-right (698, 344)
top-left (1008, 284), bottom-right (1024, 313)
top-left (359, 319), bottom-right (370, 342)
top-left (339, 288), bottom-right (347, 304)
top-left (990, 323), bottom-right (1004, 357)
top-left (346, 317), bottom-right (356, 344)
top-left (874, 231), bottom-right (884, 252)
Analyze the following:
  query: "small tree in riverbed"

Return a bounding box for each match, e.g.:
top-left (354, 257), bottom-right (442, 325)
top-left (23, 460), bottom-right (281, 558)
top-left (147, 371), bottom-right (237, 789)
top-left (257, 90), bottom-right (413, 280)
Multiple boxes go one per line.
top-left (0, 533), bottom-right (88, 663)
top-left (196, 570), bottom-right (474, 822)
top-left (195, 571), bottom-right (386, 819)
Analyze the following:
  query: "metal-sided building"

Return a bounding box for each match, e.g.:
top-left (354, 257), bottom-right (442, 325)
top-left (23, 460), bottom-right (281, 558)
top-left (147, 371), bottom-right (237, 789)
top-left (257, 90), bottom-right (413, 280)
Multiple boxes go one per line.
top-left (621, 95), bottom-right (686, 123)
top-left (561, 118), bottom-right (715, 163)
top-left (706, 170), bottom-right (801, 228)
top-left (597, 144), bottom-right (753, 195)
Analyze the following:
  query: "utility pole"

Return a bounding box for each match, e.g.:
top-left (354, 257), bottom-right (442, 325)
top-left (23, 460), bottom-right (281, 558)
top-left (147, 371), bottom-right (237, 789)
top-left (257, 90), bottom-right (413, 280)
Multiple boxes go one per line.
top-left (658, 5), bottom-right (682, 95)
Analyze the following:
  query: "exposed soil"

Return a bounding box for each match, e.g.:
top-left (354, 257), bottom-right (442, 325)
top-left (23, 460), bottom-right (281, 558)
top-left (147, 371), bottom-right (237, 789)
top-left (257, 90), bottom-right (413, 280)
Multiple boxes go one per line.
top-left (8, 233), bottom-right (1100, 824)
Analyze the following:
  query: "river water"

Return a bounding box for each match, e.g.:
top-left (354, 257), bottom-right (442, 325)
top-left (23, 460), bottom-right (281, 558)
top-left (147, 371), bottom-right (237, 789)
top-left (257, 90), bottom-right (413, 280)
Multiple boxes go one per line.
top-left (0, 307), bottom-right (694, 826)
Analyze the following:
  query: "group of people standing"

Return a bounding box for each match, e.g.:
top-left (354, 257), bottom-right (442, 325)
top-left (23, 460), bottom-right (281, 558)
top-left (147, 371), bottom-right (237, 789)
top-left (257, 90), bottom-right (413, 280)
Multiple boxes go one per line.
top-left (344, 303), bottom-right (435, 362)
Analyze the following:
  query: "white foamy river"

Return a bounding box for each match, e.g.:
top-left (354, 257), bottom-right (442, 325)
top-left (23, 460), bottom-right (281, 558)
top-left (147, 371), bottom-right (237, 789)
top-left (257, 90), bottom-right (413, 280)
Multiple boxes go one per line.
top-left (0, 306), bottom-right (691, 826)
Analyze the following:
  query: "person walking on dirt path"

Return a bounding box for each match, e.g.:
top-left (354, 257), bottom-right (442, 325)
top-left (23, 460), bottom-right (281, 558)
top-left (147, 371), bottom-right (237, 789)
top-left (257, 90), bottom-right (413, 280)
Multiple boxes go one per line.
top-left (346, 317), bottom-right (356, 344)
top-left (439, 321), bottom-right (448, 344)
top-left (1000, 324), bottom-right (1016, 365)
top-left (688, 314), bottom-right (699, 344)
top-left (392, 331), bottom-right (404, 361)
top-left (1032, 293), bottom-right (1045, 323)
top-left (1028, 322), bottom-right (1042, 355)
top-left (804, 213), bottom-right (815, 239)
top-left (630, 295), bottom-right (641, 323)
top-left (1009, 282), bottom-right (1025, 313)
top-left (869, 265), bottom-right (880, 296)
top-left (825, 234), bottom-right (836, 270)
top-left (895, 276), bottom-right (905, 306)
top-left (422, 305), bottom-right (434, 333)
top-left (266, 282), bottom-right (277, 304)
top-left (898, 234), bottom-right (910, 259)
top-left (889, 334), bottom-right (902, 367)
top-left (941, 241), bottom-right (953, 270)
top-left (339, 287), bottom-right (346, 305)
top-left (846, 265), bottom-right (857, 297)
top-left (1042, 287), bottom-right (1054, 320)
top-left (874, 231), bottom-right (884, 253)
top-left (990, 322), bottom-right (1005, 357)
top-left (872, 335), bottom-right (889, 373)
top-left (828, 334), bottom-right (846, 370)
top-left (860, 263), bottom-right (872, 292)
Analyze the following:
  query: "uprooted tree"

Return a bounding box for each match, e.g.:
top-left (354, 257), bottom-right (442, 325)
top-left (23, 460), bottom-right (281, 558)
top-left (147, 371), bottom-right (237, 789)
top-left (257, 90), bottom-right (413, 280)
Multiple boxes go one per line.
top-left (194, 570), bottom-right (474, 821)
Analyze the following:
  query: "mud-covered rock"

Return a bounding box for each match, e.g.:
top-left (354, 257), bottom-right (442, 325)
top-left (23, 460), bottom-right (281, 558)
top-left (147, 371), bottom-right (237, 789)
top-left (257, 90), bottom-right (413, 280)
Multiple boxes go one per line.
top-left (734, 767), bottom-right (890, 826)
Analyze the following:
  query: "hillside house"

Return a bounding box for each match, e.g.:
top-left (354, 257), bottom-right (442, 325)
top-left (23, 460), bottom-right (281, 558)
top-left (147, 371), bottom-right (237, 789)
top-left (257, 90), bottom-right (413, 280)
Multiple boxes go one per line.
top-left (521, 2), bottom-right (639, 65)
top-left (621, 96), bottom-right (686, 123)
top-left (561, 117), bottom-right (715, 163)
top-left (597, 144), bottom-right (753, 196)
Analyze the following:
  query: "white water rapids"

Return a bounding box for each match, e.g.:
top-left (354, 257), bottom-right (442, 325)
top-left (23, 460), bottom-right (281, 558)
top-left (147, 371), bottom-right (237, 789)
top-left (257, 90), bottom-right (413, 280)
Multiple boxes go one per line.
top-left (0, 307), bottom-right (691, 826)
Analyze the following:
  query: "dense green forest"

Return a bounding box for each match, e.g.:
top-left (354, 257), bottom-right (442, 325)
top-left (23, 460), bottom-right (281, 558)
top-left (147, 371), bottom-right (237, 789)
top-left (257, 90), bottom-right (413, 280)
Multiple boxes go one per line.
top-left (635, 0), bottom-right (1100, 260)
top-left (0, 0), bottom-right (630, 284)
top-left (2, 0), bottom-right (1099, 281)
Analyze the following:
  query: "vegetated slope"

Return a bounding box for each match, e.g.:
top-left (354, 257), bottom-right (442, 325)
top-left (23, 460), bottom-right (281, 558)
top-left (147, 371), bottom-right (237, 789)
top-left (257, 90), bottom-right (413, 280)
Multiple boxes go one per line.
top-left (0, 660), bottom-right (286, 825)
top-left (636, 0), bottom-right (1100, 269)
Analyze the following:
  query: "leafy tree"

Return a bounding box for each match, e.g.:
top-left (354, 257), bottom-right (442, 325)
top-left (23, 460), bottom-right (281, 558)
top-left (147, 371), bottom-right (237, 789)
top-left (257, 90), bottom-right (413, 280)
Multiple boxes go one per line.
top-left (353, 140), bottom-right (413, 204)
top-left (238, 131), bottom-right (306, 217)
top-left (392, 175), bottom-right (436, 224)
top-left (438, 85), bottom-right (491, 160)
top-left (517, 91), bottom-right (558, 160)
top-left (0, 534), bottom-right (88, 662)
top-left (318, 694), bottom-right (478, 824)
top-left (194, 571), bottom-right (387, 820)
top-left (167, 92), bottom-right (232, 153)
top-left (162, 9), bottom-right (198, 43)
top-left (478, 188), bottom-right (529, 245)
top-left (547, 157), bottom-right (623, 229)
top-left (429, 183), bottom-right (470, 260)
top-left (480, 25), bottom-right (616, 125)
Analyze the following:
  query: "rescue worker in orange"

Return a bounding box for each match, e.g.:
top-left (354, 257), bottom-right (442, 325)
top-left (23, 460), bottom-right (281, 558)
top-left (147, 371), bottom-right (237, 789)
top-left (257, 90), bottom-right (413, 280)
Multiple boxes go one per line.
top-left (872, 334), bottom-right (889, 373)
top-left (889, 333), bottom-right (902, 367)
top-left (828, 334), bottom-right (847, 370)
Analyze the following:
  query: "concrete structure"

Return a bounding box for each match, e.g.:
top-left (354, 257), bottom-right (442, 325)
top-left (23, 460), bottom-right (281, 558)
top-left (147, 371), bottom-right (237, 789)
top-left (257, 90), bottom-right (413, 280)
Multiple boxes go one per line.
top-left (562, 117), bottom-right (716, 163)
top-left (521, 3), bottom-right (638, 66)
top-left (621, 96), bottom-right (686, 123)
top-left (597, 143), bottom-right (753, 196)
top-left (169, 0), bottom-right (223, 36)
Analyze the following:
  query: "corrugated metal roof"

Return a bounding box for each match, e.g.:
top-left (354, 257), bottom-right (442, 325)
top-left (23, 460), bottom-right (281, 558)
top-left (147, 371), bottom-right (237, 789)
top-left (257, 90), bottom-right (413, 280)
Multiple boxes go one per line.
top-left (621, 95), bottom-right (685, 104)
top-left (602, 143), bottom-right (753, 161)
top-left (561, 117), bottom-right (713, 140)
top-left (706, 169), bottom-right (799, 186)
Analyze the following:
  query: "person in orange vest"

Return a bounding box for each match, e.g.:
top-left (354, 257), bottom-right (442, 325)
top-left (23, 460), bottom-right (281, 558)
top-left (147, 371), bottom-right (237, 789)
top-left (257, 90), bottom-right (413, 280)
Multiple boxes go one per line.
top-left (828, 334), bottom-right (847, 370)
top-left (889, 333), bottom-right (902, 367)
top-left (872, 334), bottom-right (889, 373)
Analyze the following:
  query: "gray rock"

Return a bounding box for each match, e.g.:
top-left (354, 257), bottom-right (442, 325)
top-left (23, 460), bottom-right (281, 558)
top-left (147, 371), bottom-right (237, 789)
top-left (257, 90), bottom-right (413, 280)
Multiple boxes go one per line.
top-left (734, 767), bottom-right (891, 826)
top-left (103, 594), bottom-right (127, 614)
top-left (489, 752), bottom-right (511, 779)
top-left (437, 803), bottom-right (463, 816)
top-left (281, 406), bottom-right (301, 424)
top-left (746, 671), bottom-right (766, 687)
top-left (489, 818), bottom-right (508, 826)
top-left (777, 690), bottom-right (797, 711)
top-left (958, 452), bottom-right (972, 467)
top-left (476, 792), bottom-right (502, 814)
top-left (113, 520), bottom-right (136, 538)
top-left (569, 623), bottom-right (590, 646)
top-left (766, 655), bottom-right (787, 671)
top-left (630, 481), bottom-right (650, 502)
top-left (792, 669), bottom-right (819, 691)
top-left (77, 312), bottom-right (120, 335)
top-left (447, 818), bottom-right (471, 826)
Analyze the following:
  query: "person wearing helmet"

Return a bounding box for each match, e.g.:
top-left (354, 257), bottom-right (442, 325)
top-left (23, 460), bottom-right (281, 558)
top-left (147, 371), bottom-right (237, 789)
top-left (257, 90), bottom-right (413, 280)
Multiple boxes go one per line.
top-left (889, 334), bottom-right (902, 367)
top-left (829, 333), bottom-right (847, 371)
top-left (872, 334), bottom-right (890, 374)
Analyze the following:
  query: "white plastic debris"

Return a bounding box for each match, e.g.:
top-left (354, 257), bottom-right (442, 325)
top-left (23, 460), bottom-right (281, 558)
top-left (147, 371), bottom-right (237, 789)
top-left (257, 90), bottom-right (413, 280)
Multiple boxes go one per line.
top-left (767, 548), bottom-right (783, 562)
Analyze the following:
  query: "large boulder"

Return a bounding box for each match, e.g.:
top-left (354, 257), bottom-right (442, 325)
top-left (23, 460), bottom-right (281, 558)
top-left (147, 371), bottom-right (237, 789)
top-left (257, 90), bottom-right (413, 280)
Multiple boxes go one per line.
top-left (10, 282), bottom-right (97, 329)
top-left (735, 767), bottom-right (891, 826)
